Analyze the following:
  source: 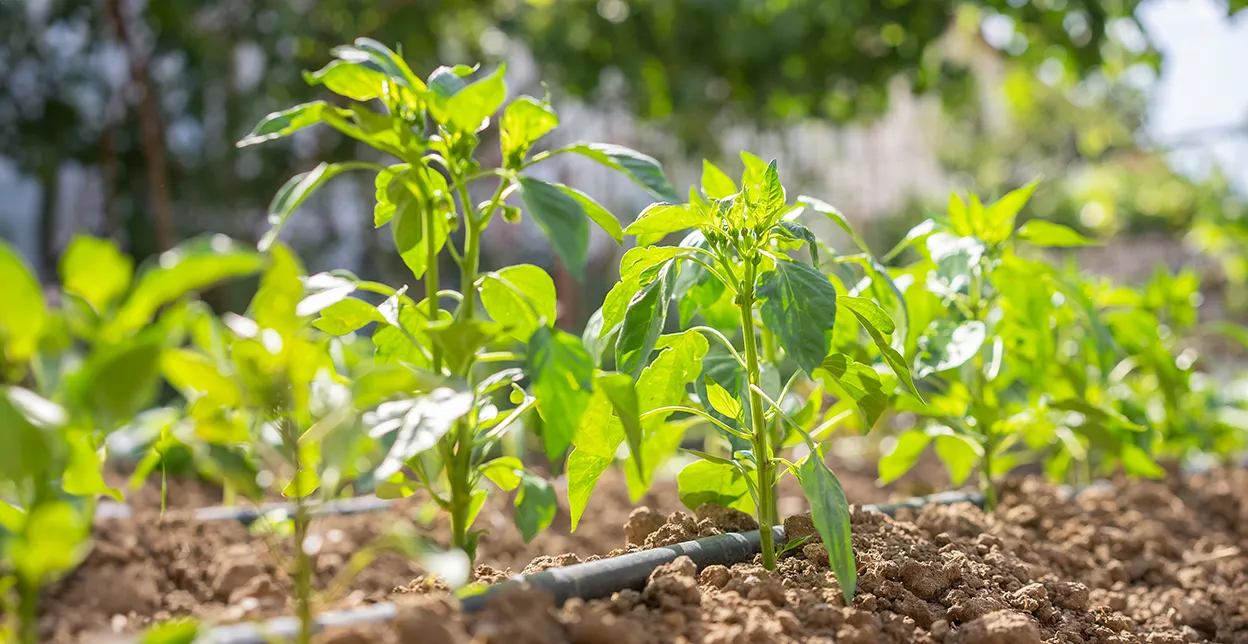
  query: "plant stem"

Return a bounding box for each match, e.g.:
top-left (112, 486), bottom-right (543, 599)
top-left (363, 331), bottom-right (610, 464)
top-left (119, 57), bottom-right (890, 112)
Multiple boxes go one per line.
top-left (425, 200), bottom-right (443, 373)
top-left (448, 421), bottom-right (474, 554)
top-left (285, 420), bottom-right (313, 644)
top-left (17, 578), bottom-right (37, 644)
top-left (456, 184), bottom-right (481, 322)
top-left (981, 431), bottom-right (998, 513)
top-left (739, 259), bottom-right (776, 570)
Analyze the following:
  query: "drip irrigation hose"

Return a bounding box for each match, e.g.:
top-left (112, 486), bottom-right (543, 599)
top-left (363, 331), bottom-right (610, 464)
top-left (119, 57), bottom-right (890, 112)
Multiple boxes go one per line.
top-left (159, 486), bottom-right (1108, 644)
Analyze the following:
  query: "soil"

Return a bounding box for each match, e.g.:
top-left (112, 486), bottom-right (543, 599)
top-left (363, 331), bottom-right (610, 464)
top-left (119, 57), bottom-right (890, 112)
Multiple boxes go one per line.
top-left (40, 460), bottom-right (1247, 643)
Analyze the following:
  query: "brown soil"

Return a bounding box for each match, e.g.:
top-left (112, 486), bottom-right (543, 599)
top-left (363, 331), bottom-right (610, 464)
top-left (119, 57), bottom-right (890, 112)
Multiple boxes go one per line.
top-left (311, 468), bottom-right (1248, 644)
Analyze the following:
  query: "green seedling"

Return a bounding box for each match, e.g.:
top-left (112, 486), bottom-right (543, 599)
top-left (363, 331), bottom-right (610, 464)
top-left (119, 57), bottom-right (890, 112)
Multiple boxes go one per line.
top-left (0, 235), bottom-right (262, 644)
top-left (574, 153), bottom-right (916, 604)
top-left (237, 39), bottom-right (676, 558)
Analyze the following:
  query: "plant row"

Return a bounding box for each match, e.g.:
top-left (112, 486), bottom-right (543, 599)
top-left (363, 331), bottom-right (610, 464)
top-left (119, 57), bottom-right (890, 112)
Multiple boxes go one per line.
top-left (2, 38), bottom-right (1245, 644)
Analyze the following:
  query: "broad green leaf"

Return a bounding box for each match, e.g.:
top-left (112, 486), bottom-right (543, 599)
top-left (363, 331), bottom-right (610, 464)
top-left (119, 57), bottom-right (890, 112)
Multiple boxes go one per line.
top-left (369, 388), bottom-right (474, 481)
top-left (426, 319), bottom-right (501, 374)
top-left (798, 449), bottom-right (856, 603)
top-left (1119, 443), bottom-right (1165, 478)
top-left (837, 296), bottom-right (896, 335)
top-left (558, 183), bottom-right (624, 242)
top-left (480, 264), bottom-right (557, 341)
top-left (313, 298), bottom-right (384, 335)
top-left (815, 353), bottom-right (887, 427)
top-left (427, 65), bottom-right (466, 101)
top-left (561, 143), bottom-right (679, 202)
top-left (917, 320), bottom-right (987, 377)
top-left (0, 241), bottom-right (47, 363)
top-left (623, 203), bottom-right (707, 236)
top-left (298, 271), bottom-right (359, 317)
top-left (925, 233), bottom-right (985, 298)
top-left (107, 236), bottom-right (264, 338)
top-left (260, 163), bottom-right (366, 252)
top-left (1016, 220), bottom-right (1095, 247)
top-left (757, 259), bottom-right (838, 374)
top-left (352, 363), bottom-right (434, 409)
top-left (75, 333), bottom-right (166, 430)
top-left (501, 96), bottom-right (559, 168)
top-left (236, 101), bottom-right (353, 147)
top-left (335, 38), bottom-right (427, 94)
top-left (63, 432), bottom-right (122, 500)
top-left (0, 387), bottom-right (58, 484)
top-left (392, 193), bottom-right (449, 281)
top-left (701, 159), bottom-right (737, 199)
top-left (947, 193), bottom-right (973, 236)
top-left (515, 471), bottom-right (557, 542)
top-left (0, 500), bottom-right (24, 532)
top-left (582, 309), bottom-right (614, 368)
top-left (624, 330), bottom-right (709, 498)
top-left (616, 261), bottom-right (674, 378)
top-left (60, 236), bottom-right (133, 312)
top-left (601, 246), bottom-right (687, 333)
top-left (566, 390), bottom-right (621, 530)
top-left (595, 372), bottom-right (644, 479)
top-left (250, 243), bottom-right (305, 339)
top-left (878, 429), bottom-right (931, 484)
top-left (10, 501), bottom-right (91, 584)
top-left (883, 218), bottom-right (938, 261)
top-left (772, 222), bottom-right (819, 266)
top-left (982, 178), bottom-right (1040, 243)
top-left (797, 196), bottom-right (871, 254)
top-left (837, 254), bottom-right (909, 346)
top-left (446, 65), bottom-right (506, 132)
top-left (519, 177), bottom-right (591, 274)
top-left (677, 459), bottom-right (753, 513)
top-left (755, 159), bottom-right (786, 225)
top-left (846, 304), bottom-right (921, 399)
top-left (161, 349), bottom-right (240, 406)
top-left (933, 431), bottom-right (982, 486)
top-left (282, 443), bottom-right (322, 497)
top-left (303, 59), bottom-right (389, 101)
top-left (705, 379), bottom-right (743, 420)
top-left (527, 326), bottom-right (595, 461)
top-left (479, 456), bottom-right (523, 491)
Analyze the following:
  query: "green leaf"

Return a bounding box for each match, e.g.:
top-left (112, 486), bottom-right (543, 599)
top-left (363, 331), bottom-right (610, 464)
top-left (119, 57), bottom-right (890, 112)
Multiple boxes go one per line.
top-left (369, 388), bottom-right (474, 481)
top-left (845, 304), bottom-right (921, 399)
top-left (75, 333), bottom-right (166, 429)
top-left (558, 183), bottom-right (624, 242)
top-left (514, 471), bottom-right (557, 542)
top-left (757, 258), bottom-right (838, 374)
top-left (313, 298), bottom-right (384, 335)
top-left (250, 243), bottom-right (305, 338)
top-left (947, 193), bottom-right (974, 237)
top-left (527, 326), bottom-right (595, 461)
top-left (518, 177), bottom-right (592, 275)
top-left (63, 432), bottom-right (122, 501)
top-left (701, 159), bottom-right (737, 199)
top-left (10, 501), bottom-right (91, 584)
top-left (616, 261), bottom-right (674, 378)
top-left (837, 296), bottom-right (896, 335)
top-left (352, 363), bottom-right (435, 409)
top-left (303, 59), bottom-right (389, 102)
top-left (878, 429), bottom-right (932, 484)
top-left (566, 390), bottom-right (621, 530)
top-left (334, 38), bottom-right (427, 94)
top-left (426, 319), bottom-right (501, 375)
top-left (982, 178), bottom-right (1040, 243)
top-left (479, 456), bottom-right (523, 491)
top-left (502, 96), bottom-right (559, 168)
top-left (798, 449), bottom-right (856, 604)
top-left (595, 372), bottom-right (644, 479)
top-left (601, 246), bottom-right (687, 333)
top-left (60, 236), bottom-right (134, 312)
top-left (815, 353), bottom-right (887, 427)
top-left (623, 203), bottom-right (707, 236)
top-left (480, 264), bottom-right (558, 341)
top-left (1016, 220), bottom-right (1095, 247)
top-left (757, 159), bottom-right (786, 224)
top-left (426, 65), bottom-right (466, 102)
top-left (392, 191), bottom-right (449, 281)
top-left (561, 143), bottom-right (679, 202)
top-left (1119, 443), bottom-right (1165, 478)
top-left (298, 271), bottom-right (359, 316)
top-left (883, 218), bottom-right (938, 261)
top-left (447, 65), bottom-right (507, 132)
top-left (797, 196), bottom-right (871, 254)
top-left (677, 459), bottom-right (754, 514)
top-left (933, 431), bottom-right (982, 486)
top-left (236, 101), bottom-right (353, 147)
top-left (917, 320), bottom-right (987, 377)
top-left (772, 222), bottom-right (819, 266)
top-left (0, 241), bottom-right (47, 364)
top-left (161, 349), bottom-right (240, 406)
top-left (624, 330), bottom-right (710, 498)
top-left (107, 236), bottom-right (264, 339)
top-left (138, 619), bottom-right (201, 644)
top-left (0, 387), bottom-right (57, 484)
top-left (705, 379), bottom-right (743, 420)
top-left (260, 163), bottom-right (365, 252)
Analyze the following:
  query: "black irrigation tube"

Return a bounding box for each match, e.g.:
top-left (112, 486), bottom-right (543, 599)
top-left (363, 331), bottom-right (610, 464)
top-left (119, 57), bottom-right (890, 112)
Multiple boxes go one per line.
top-left (135, 485), bottom-right (1108, 644)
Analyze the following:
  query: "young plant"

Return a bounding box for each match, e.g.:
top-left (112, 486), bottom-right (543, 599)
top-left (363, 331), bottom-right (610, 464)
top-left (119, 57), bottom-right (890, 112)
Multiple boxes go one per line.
top-left (876, 182), bottom-right (1142, 509)
top-left (0, 235), bottom-right (262, 644)
top-left (237, 39), bottom-right (677, 557)
top-left (574, 154), bottom-right (916, 603)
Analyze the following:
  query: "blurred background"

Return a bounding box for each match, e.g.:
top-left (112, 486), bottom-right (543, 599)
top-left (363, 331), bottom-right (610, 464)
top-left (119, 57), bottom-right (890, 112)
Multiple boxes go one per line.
top-left (3, 0), bottom-right (1248, 346)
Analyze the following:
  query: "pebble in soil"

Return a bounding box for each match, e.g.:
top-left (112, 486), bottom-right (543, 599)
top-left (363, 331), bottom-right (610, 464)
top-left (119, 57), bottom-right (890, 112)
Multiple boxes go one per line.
top-left (315, 469), bottom-right (1246, 644)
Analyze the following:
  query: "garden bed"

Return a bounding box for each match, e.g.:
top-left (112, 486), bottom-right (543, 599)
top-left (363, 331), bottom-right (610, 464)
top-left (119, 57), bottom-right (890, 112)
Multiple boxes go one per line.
top-left (44, 464), bottom-right (1248, 643)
